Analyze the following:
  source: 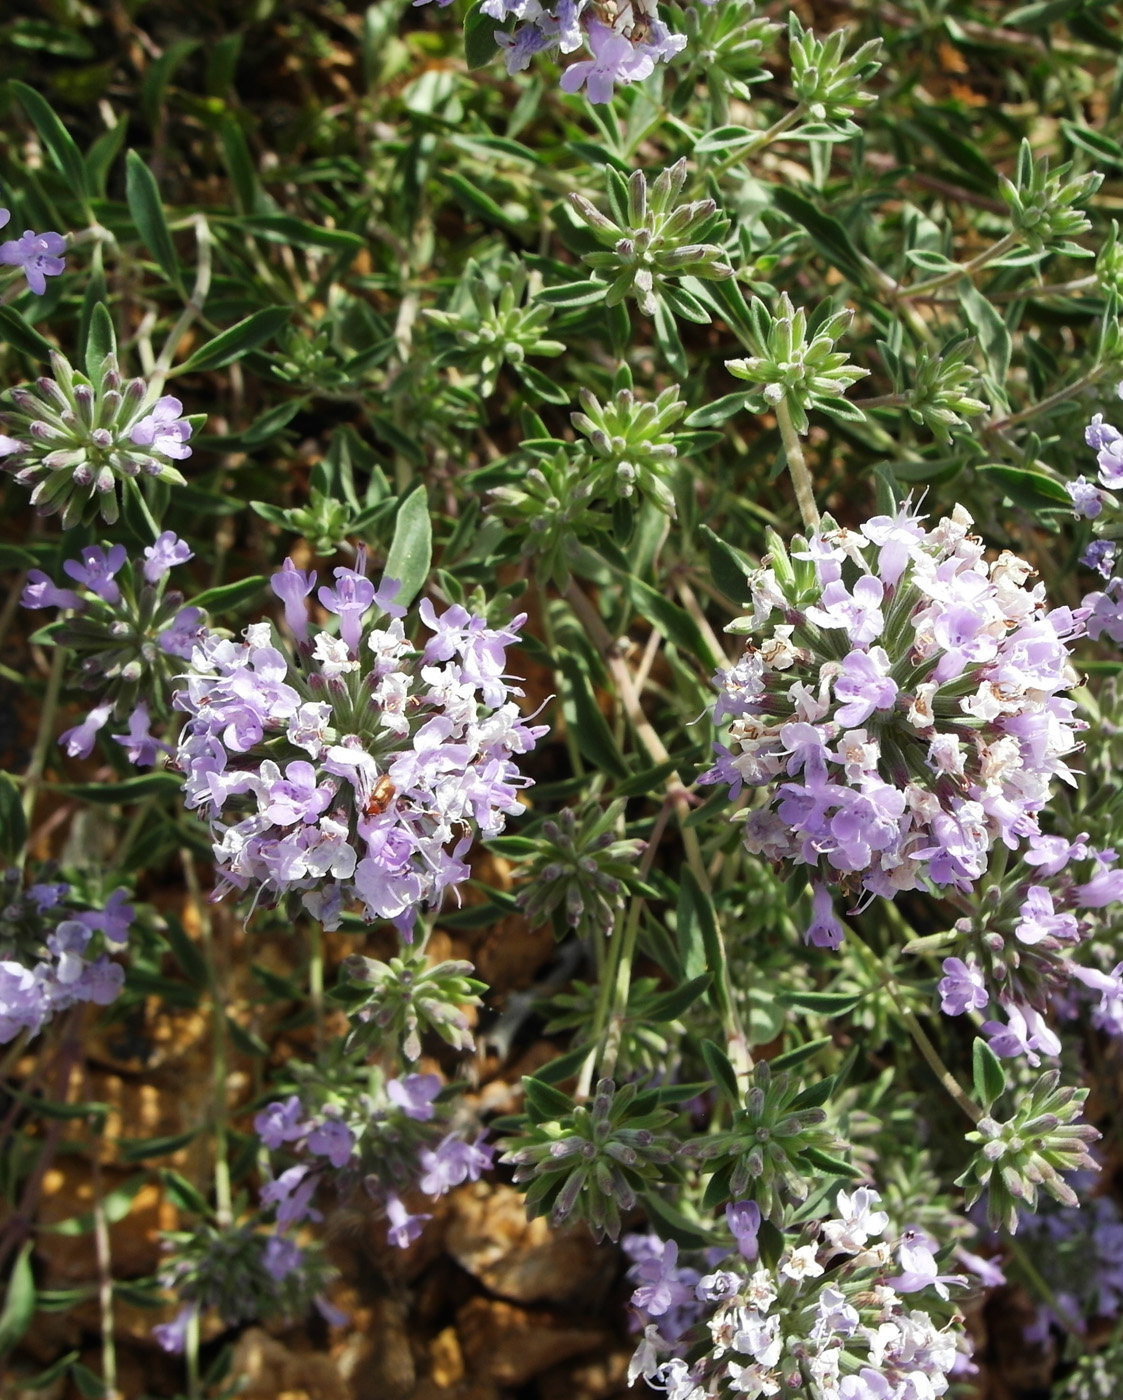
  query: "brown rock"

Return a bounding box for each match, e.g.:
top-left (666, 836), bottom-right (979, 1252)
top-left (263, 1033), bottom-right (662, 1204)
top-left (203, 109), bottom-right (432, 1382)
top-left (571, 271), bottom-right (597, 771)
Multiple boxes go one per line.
top-left (456, 1298), bottom-right (611, 1387)
top-left (446, 1183), bottom-right (614, 1307)
top-left (536, 1347), bottom-right (633, 1400)
top-left (229, 1327), bottom-right (348, 1400)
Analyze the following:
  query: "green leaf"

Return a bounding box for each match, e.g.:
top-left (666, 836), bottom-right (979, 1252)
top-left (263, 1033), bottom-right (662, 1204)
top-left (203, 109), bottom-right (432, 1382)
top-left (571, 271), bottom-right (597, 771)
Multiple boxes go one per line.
top-left (700, 1038), bottom-right (740, 1107)
top-left (771, 187), bottom-right (867, 285)
top-left (701, 525), bottom-right (754, 604)
top-left (0, 772), bottom-right (28, 863)
top-left (59, 772), bottom-right (182, 804)
top-left (159, 1168), bottom-right (211, 1217)
top-left (176, 307), bottom-right (290, 373)
top-left (535, 280), bottom-right (607, 309)
top-left (769, 1036), bottom-right (832, 1071)
top-left (125, 151), bottom-right (183, 289)
top-left (643, 975), bottom-right (713, 1022)
top-left (694, 125), bottom-right (755, 155)
top-left (776, 989), bottom-right (862, 1016)
top-left (442, 171), bottom-right (519, 230)
top-left (626, 576), bottom-right (719, 669)
top-left (117, 1129), bottom-right (201, 1163)
top-left (20, 1350), bottom-right (81, 1390)
top-left (464, 0), bottom-right (511, 68)
top-left (522, 1074), bottom-right (574, 1123)
top-left (556, 654), bottom-right (630, 779)
top-left (0, 1242), bottom-right (35, 1356)
top-left (162, 915), bottom-right (210, 990)
top-left (531, 1043), bottom-right (591, 1085)
top-left (972, 1036), bottom-right (1006, 1108)
top-left (189, 575), bottom-right (266, 613)
top-left (11, 82), bottom-right (90, 199)
top-left (383, 483), bottom-right (432, 609)
top-left (225, 1015), bottom-right (270, 1057)
top-left (84, 302), bottom-right (116, 372)
top-left (976, 463), bottom-right (1071, 513)
top-left (958, 279), bottom-right (1011, 383)
top-left (0, 304), bottom-right (54, 362)
top-left (678, 868), bottom-right (729, 1020)
top-left (239, 215), bottom-right (366, 253)
top-left (641, 1192), bottom-right (715, 1250)
top-left (800, 1146), bottom-right (861, 1178)
top-left (70, 1362), bottom-right (109, 1399)
top-left (684, 393), bottom-right (746, 429)
top-left (45, 1174), bottom-right (148, 1236)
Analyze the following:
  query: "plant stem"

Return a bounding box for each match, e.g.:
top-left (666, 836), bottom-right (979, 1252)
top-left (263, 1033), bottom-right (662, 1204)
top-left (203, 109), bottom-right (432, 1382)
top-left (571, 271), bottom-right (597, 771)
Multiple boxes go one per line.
top-left (902, 230), bottom-right (1022, 299)
top-left (309, 918), bottom-right (325, 1055)
top-left (125, 476), bottom-right (163, 542)
top-left (774, 397), bottom-right (819, 533)
top-left (181, 849), bottom-right (233, 1227)
top-left (152, 216), bottom-right (214, 390)
top-left (18, 644), bottom-right (68, 872)
top-left (987, 363), bottom-right (1104, 432)
top-left (710, 107), bottom-right (804, 178)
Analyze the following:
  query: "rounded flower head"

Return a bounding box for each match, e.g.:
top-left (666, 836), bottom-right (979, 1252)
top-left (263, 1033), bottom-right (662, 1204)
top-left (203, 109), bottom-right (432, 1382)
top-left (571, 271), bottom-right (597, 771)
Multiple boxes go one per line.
top-left (0, 350), bottom-right (199, 527)
top-left (173, 568), bottom-right (546, 935)
top-left (703, 503), bottom-right (1086, 913)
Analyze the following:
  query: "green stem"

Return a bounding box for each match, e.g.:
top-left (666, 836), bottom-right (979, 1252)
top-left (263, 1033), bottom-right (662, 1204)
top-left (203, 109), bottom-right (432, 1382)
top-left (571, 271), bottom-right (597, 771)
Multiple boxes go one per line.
top-left (182, 849), bottom-right (233, 1228)
top-left (710, 107), bottom-right (805, 178)
top-left (988, 363), bottom-right (1104, 433)
top-left (152, 216), bottom-right (214, 392)
top-left (185, 1308), bottom-right (201, 1400)
top-left (125, 476), bottom-right (163, 542)
top-left (18, 645), bottom-right (68, 872)
top-left (902, 230), bottom-right (1022, 299)
top-left (309, 919), bottom-right (325, 1056)
top-left (774, 397), bottom-right (819, 534)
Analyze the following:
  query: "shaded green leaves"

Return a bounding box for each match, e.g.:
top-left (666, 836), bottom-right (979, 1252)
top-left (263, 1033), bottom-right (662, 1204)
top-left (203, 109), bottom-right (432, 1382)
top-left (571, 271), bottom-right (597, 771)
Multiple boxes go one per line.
top-left (383, 483), bottom-right (433, 610)
top-left (125, 151), bottom-right (183, 289)
top-left (177, 307), bottom-right (290, 373)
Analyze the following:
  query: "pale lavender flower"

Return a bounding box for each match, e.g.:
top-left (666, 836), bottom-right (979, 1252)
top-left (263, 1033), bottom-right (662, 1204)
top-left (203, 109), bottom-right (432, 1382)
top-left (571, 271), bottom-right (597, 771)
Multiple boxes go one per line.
top-left (152, 1305), bottom-right (195, 1355)
top-left (1082, 540), bottom-right (1117, 579)
top-left (260, 1164), bottom-right (321, 1227)
top-left (271, 558), bottom-right (317, 642)
top-left (21, 570), bottom-right (81, 610)
top-left (1067, 476), bottom-right (1104, 518)
top-left (157, 606), bottom-right (204, 659)
top-left (63, 544), bottom-right (126, 604)
top-left (982, 1001), bottom-right (1061, 1066)
top-left (418, 1132), bottom-right (493, 1196)
top-left (143, 531), bottom-right (193, 583)
top-left (129, 396), bottom-right (193, 459)
top-left (559, 19), bottom-right (656, 103)
top-left (0, 228), bottom-right (66, 294)
top-left (726, 1199), bottom-right (761, 1259)
top-left (306, 1117), bottom-right (355, 1170)
top-left (60, 702), bottom-right (113, 759)
top-left (318, 563), bottom-right (376, 654)
top-left (1014, 886), bottom-right (1079, 946)
top-left (255, 1096), bottom-right (309, 1150)
top-left (937, 956), bottom-right (989, 1016)
top-left (387, 1072), bottom-right (441, 1121)
top-left (263, 1233), bottom-right (303, 1283)
top-left (384, 1191), bottom-right (430, 1248)
top-left (112, 701), bottom-right (165, 767)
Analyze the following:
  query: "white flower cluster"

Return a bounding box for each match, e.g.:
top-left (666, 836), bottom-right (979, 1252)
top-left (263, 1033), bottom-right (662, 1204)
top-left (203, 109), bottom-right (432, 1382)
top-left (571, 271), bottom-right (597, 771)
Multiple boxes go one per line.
top-left (629, 1189), bottom-right (967, 1400)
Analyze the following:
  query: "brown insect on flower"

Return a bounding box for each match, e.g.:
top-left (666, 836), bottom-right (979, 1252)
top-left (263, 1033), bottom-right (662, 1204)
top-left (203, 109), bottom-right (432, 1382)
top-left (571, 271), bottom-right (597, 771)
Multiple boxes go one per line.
top-left (364, 774), bottom-right (396, 817)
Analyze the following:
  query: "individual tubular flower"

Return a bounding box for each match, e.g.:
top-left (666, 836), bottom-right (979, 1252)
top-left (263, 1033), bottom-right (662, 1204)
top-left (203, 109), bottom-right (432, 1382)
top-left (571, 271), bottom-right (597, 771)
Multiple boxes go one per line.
top-left (629, 1185), bottom-right (967, 1400)
top-left (499, 1077), bottom-right (680, 1242)
top-left (0, 870), bottom-right (134, 1043)
top-left (173, 559), bottom-right (546, 935)
top-left (569, 160), bottom-right (733, 318)
top-left (702, 502), bottom-right (1087, 911)
top-left (0, 349), bottom-right (199, 527)
top-left (21, 534), bottom-right (204, 764)
top-left (0, 210), bottom-right (66, 295)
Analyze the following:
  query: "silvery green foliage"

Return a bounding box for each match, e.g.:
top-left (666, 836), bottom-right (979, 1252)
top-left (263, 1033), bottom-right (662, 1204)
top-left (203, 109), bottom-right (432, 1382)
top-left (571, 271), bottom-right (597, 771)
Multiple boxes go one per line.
top-left (786, 13), bottom-right (881, 136)
top-left (569, 160), bottom-right (733, 318)
top-left (336, 951), bottom-right (485, 1060)
top-left (1000, 139), bottom-right (1102, 258)
top-left (0, 351), bottom-right (198, 527)
top-left (571, 383), bottom-right (688, 514)
top-left (959, 1070), bottom-right (1100, 1233)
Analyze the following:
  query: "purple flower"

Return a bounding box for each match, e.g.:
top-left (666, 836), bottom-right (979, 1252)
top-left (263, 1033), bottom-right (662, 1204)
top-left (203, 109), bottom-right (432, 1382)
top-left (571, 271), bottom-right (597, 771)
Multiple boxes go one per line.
top-left (318, 564), bottom-right (376, 654)
top-left (806, 576), bottom-right (885, 646)
top-left (1075, 865), bottom-right (1123, 908)
top-left (384, 1191), bottom-right (431, 1249)
top-left (129, 396), bottom-right (193, 460)
top-left (1014, 885), bottom-right (1079, 946)
top-left (21, 570), bottom-right (82, 610)
top-left (806, 882), bottom-right (844, 949)
top-left (496, 23), bottom-right (552, 73)
top-left (306, 1117), bottom-right (355, 1170)
top-left (387, 1072), bottom-right (441, 1121)
top-left (0, 229), bottom-right (66, 295)
top-left (937, 956), bottom-right (988, 1016)
top-left (63, 544), bottom-right (127, 603)
top-left (255, 1095), bottom-right (309, 1149)
top-left (77, 888), bottom-right (134, 945)
top-left (59, 702), bottom-right (112, 759)
top-left (559, 19), bottom-right (656, 104)
top-left (628, 1238), bottom-right (697, 1317)
top-left (143, 531), bottom-right (193, 583)
top-left (157, 606), bottom-right (204, 659)
top-left (261, 1164), bottom-right (321, 1226)
top-left (982, 1001), bottom-right (1061, 1067)
top-left (726, 1200), bottom-right (761, 1259)
top-left (271, 559), bottom-right (317, 642)
top-left (1081, 540), bottom-right (1117, 579)
top-left (152, 1305), bottom-right (195, 1356)
top-left (890, 1225), bottom-right (968, 1300)
top-left (1024, 832), bottom-right (1089, 877)
top-left (0, 961), bottom-right (46, 1043)
top-left (1067, 476), bottom-right (1105, 519)
top-left (263, 1233), bottom-right (303, 1283)
top-left (418, 1133), bottom-right (494, 1196)
top-left (262, 760), bottom-right (334, 826)
top-left (833, 646), bottom-right (897, 726)
top-left (112, 701), bottom-right (165, 767)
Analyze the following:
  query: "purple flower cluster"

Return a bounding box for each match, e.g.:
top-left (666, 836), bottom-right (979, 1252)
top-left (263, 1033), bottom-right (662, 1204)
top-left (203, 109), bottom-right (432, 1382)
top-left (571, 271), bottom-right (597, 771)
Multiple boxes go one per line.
top-left (0, 209), bottom-right (66, 295)
top-left (0, 877), bottom-right (132, 1042)
top-left (173, 557), bottom-right (546, 934)
top-left (254, 1071), bottom-right (493, 1251)
top-left (1016, 1181), bottom-right (1123, 1341)
top-left (703, 503), bottom-right (1086, 931)
top-left (21, 533), bottom-right (204, 763)
top-left (934, 831), bottom-right (1123, 1067)
top-left (628, 1187), bottom-right (967, 1400)
top-left (414, 0), bottom-right (685, 103)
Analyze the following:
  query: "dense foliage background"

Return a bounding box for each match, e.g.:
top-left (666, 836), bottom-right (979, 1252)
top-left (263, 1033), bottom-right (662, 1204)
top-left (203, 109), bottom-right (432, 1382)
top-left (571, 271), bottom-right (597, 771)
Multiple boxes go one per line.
top-left (3, 0), bottom-right (1123, 1398)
